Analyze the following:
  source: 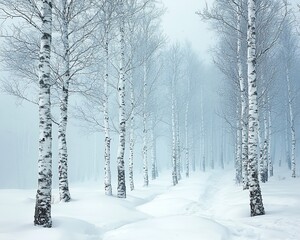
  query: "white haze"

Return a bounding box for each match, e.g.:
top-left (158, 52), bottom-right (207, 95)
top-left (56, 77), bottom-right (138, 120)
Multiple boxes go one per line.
top-left (161, 0), bottom-right (216, 60)
top-left (0, 0), bottom-right (219, 189)
top-left (0, 0), bottom-right (299, 189)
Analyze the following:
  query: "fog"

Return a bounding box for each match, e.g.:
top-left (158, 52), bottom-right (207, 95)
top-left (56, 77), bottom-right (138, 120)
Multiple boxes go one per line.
top-left (0, 0), bottom-right (299, 190)
top-left (0, 64), bottom-right (226, 188)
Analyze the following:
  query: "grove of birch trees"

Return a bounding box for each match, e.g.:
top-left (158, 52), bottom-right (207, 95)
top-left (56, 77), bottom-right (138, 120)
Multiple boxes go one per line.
top-left (200, 0), bottom-right (299, 216)
top-left (0, 0), bottom-right (299, 227)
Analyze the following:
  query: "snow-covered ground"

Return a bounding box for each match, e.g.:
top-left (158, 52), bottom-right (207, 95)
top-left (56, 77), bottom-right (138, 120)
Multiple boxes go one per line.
top-left (1, 169), bottom-right (300, 240)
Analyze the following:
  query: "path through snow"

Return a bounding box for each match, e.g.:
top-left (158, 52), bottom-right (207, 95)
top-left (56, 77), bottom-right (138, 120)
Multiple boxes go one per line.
top-left (103, 170), bottom-right (300, 240)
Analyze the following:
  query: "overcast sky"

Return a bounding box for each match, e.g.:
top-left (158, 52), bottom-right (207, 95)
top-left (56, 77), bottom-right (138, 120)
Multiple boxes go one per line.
top-left (161, 0), bottom-right (216, 61)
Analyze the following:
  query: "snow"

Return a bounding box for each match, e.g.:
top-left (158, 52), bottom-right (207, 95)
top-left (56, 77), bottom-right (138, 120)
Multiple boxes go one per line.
top-left (1, 169), bottom-right (300, 240)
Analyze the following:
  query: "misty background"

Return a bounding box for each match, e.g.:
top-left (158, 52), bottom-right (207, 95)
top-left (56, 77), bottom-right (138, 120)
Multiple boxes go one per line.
top-left (0, 0), bottom-right (299, 189)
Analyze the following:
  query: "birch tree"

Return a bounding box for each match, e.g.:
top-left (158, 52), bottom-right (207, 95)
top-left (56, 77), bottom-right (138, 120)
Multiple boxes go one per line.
top-left (52, 0), bottom-right (102, 198)
top-left (103, 3), bottom-right (113, 195)
top-left (183, 47), bottom-right (191, 178)
top-left (198, 0), bottom-right (249, 186)
top-left (142, 13), bottom-right (150, 187)
top-left (171, 76), bottom-right (178, 186)
top-left (125, 0), bottom-right (139, 191)
top-left (247, 0), bottom-right (265, 216)
top-left (176, 109), bottom-right (182, 180)
top-left (100, 0), bottom-right (118, 196)
top-left (185, 82), bottom-right (190, 178)
top-left (56, 0), bottom-right (71, 202)
top-left (0, 0), bottom-right (98, 202)
top-left (0, 0), bottom-right (54, 226)
top-left (182, 45), bottom-right (201, 177)
top-left (268, 107), bottom-right (273, 177)
top-left (150, 117), bottom-right (158, 179)
top-left (34, 0), bottom-right (53, 227)
top-left (279, 15), bottom-right (298, 178)
top-left (236, 1), bottom-right (249, 189)
top-left (165, 44), bottom-right (185, 185)
top-left (199, 0), bottom-right (289, 215)
top-left (117, 0), bottom-right (127, 198)
top-left (199, 0), bottom-right (287, 189)
top-left (125, 0), bottom-right (153, 190)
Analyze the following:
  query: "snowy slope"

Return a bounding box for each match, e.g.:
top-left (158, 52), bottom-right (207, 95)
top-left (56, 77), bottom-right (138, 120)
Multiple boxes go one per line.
top-left (0, 169), bottom-right (299, 240)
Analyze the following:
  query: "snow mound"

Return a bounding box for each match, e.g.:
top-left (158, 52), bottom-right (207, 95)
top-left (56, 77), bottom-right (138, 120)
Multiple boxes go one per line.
top-left (1, 169), bottom-right (300, 240)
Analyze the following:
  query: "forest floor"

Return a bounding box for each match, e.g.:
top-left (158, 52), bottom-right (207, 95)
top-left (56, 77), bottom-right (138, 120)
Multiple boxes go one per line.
top-left (0, 168), bottom-right (300, 240)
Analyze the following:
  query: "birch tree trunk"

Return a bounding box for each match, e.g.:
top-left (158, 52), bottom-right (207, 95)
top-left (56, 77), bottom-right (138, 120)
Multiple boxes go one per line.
top-left (58, 0), bottom-right (71, 202)
top-left (241, 123), bottom-right (249, 189)
top-left (117, 1), bottom-right (126, 198)
top-left (236, 4), bottom-right (249, 190)
top-left (286, 114), bottom-right (291, 169)
top-left (34, 0), bottom-right (53, 227)
top-left (191, 134), bottom-right (196, 172)
top-left (268, 108), bottom-right (273, 177)
top-left (143, 62), bottom-right (149, 187)
top-left (263, 112), bottom-right (269, 182)
top-left (236, 116), bottom-right (242, 184)
top-left (129, 67), bottom-right (135, 191)
top-left (185, 100), bottom-right (189, 177)
top-left (104, 18), bottom-right (112, 196)
top-left (200, 90), bottom-right (205, 172)
top-left (247, 0), bottom-right (265, 216)
top-left (171, 74), bottom-right (178, 186)
top-left (258, 113), bottom-right (266, 183)
top-left (151, 118), bottom-right (157, 180)
top-left (176, 109), bottom-right (182, 181)
top-left (286, 67), bottom-right (296, 178)
top-left (154, 140), bottom-right (159, 178)
top-left (258, 119), bottom-right (265, 182)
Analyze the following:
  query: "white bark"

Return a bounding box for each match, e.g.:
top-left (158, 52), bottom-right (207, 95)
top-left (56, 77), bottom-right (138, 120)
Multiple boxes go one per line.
top-left (104, 15), bottom-right (112, 196)
top-left (236, 3), bottom-right (249, 189)
top-left (236, 115), bottom-right (242, 184)
top-left (191, 134), bottom-right (196, 172)
top-left (128, 67), bottom-right (135, 191)
top-left (58, 0), bottom-right (71, 203)
top-left (268, 107), bottom-right (273, 177)
top-left (127, 4), bottom-right (135, 192)
top-left (258, 109), bottom-right (268, 183)
top-left (142, 62), bottom-right (149, 187)
top-left (258, 119), bottom-right (265, 182)
top-left (200, 89), bottom-right (205, 172)
top-left (247, 0), bottom-right (265, 216)
top-left (151, 118), bottom-right (157, 180)
top-left (286, 67), bottom-right (296, 178)
top-left (176, 109), bottom-right (181, 181)
top-left (286, 114), bottom-right (291, 169)
top-left (171, 73), bottom-right (178, 186)
top-left (117, 1), bottom-right (126, 198)
top-left (263, 112), bottom-right (269, 182)
top-left (34, 0), bottom-right (53, 228)
top-left (185, 100), bottom-right (189, 178)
